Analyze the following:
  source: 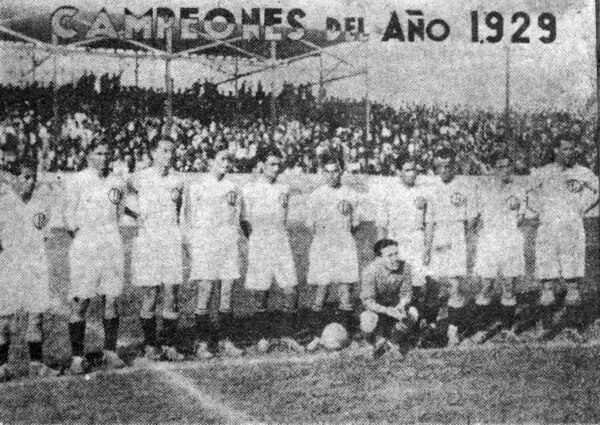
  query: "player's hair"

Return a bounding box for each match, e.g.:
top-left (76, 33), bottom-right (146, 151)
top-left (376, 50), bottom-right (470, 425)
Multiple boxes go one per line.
top-left (433, 147), bottom-right (456, 162)
top-left (489, 150), bottom-right (512, 166)
top-left (373, 238), bottom-right (398, 257)
top-left (154, 136), bottom-right (175, 150)
top-left (320, 150), bottom-right (345, 170)
top-left (208, 147), bottom-right (231, 161)
top-left (255, 145), bottom-right (283, 164)
top-left (17, 156), bottom-right (38, 176)
top-left (395, 154), bottom-right (417, 170)
top-left (552, 133), bottom-right (577, 149)
top-left (87, 136), bottom-right (110, 154)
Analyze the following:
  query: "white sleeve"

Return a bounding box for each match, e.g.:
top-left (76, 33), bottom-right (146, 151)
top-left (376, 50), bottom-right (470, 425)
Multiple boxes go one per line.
top-left (64, 175), bottom-right (80, 231)
top-left (304, 191), bottom-right (317, 229)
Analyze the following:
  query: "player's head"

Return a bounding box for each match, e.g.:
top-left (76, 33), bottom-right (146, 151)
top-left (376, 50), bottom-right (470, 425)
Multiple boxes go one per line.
top-left (373, 238), bottom-right (400, 271)
top-left (152, 137), bottom-right (175, 170)
top-left (396, 156), bottom-right (418, 187)
top-left (17, 159), bottom-right (37, 199)
top-left (433, 148), bottom-right (456, 183)
top-left (86, 141), bottom-right (110, 173)
top-left (490, 151), bottom-right (513, 183)
top-left (257, 146), bottom-right (283, 182)
top-left (553, 135), bottom-right (577, 168)
top-left (320, 152), bottom-right (344, 188)
top-left (209, 149), bottom-right (231, 178)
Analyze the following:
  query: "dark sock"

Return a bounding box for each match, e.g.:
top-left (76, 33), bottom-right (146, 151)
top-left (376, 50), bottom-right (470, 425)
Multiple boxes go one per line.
top-left (411, 286), bottom-right (423, 312)
top-left (565, 304), bottom-right (582, 330)
top-left (474, 304), bottom-right (491, 332)
top-left (501, 305), bottom-right (516, 329)
top-left (259, 310), bottom-right (275, 340)
top-left (346, 311), bottom-right (359, 338)
top-left (218, 311), bottom-right (235, 342)
top-left (103, 317), bottom-right (119, 352)
top-left (28, 342), bottom-right (43, 362)
top-left (334, 309), bottom-right (356, 336)
top-left (140, 317), bottom-right (157, 348)
top-left (309, 309), bottom-right (324, 338)
top-left (540, 305), bottom-right (554, 329)
top-left (447, 307), bottom-right (465, 331)
top-left (276, 311), bottom-right (295, 339)
top-left (0, 343), bottom-right (9, 365)
top-left (194, 314), bottom-right (212, 344)
top-left (161, 318), bottom-right (178, 348)
top-left (68, 321), bottom-right (86, 357)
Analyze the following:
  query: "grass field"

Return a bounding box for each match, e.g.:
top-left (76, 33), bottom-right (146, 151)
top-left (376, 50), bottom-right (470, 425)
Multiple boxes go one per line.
top-left (2, 344), bottom-right (600, 423)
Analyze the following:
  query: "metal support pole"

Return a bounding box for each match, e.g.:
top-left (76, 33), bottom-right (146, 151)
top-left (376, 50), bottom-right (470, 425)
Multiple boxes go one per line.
top-left (505, 44), bottom-right (513, 155)
top-left (270, 41), bottom-right (277, 124)
top-left (365, 44), bottom-right (371, 143)
top-left (318, 54), bottom-right (324, 105)
top-left (52, 34), bottom-right (60, 146)
top-left (31, 46), bottom-right (36, 84)
top-left (134, 50), bottom-right (139, 87)
top-left (164, 28), bottom-right (173, 130)
top-left (234, 56), bottom-right (239, 112)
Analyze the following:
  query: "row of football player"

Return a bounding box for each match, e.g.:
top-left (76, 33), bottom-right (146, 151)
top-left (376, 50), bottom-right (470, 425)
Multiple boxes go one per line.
top-left (0, 135), bottom-right (597, 379)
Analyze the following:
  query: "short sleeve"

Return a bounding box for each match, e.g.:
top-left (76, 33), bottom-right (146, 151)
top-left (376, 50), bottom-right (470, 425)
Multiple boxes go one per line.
top-left (304, 190), bottom-right (318, 229)
top-left (349, 190), bottom-right (363, 228)
top-left (424, 191), bottom-right (436, 224)
top-left (399, 263), bottom-right (413, 300)
top-left (240, 185), bottom-right (251, 222)
top-left (359, 263), bottom-right (378, 304)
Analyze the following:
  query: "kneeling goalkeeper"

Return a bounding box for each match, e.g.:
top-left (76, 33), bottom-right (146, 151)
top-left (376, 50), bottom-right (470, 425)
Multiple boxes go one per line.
top-left (359, 239), bottom-right (419, 356)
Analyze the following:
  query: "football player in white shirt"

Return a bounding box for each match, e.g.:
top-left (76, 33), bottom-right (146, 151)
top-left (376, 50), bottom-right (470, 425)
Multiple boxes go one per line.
top-left (304, 153), bottom-right (362, 351)
top-left (423, 148), bottom-right (480, 346)
top-left (183, 149), bottom-right (243, 359)
top-left (65, 142), bottom-right (127, 374)
top-left (376, 156), bottom-right (429, 320)
top-left (241, 147), bottom-right (303, 353)
top-left (470, 152), bottom-right (528, 343)
top-left (128, 137), bottom-right (185, 362)
top-left (528, 137), bottom-right (598, 336)
top-left (0, 161), bottom-right (60, 381)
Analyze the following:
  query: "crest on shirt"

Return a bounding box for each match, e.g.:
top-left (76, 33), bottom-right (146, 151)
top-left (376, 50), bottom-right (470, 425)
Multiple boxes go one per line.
top-left (413, 196), bottom-right (427, 210)
top-left (226, 190), bottom-right (238, 206)
top-left (566, 179), bottom-right (583, 193)
top-left (279, 192), bottom-right (290, 208)
top-left (505, 195), bottom-right (520, 211)
top-left (32, 212), bottom-right (48, 230)
top-left (171, 187), bottom-right (182, 203)
top-left (450, 192), bottom-right (466, 207)
top-left (338, 200), bottom-right (353, 216)
top-left (108, 187), bottom-right (123, 205)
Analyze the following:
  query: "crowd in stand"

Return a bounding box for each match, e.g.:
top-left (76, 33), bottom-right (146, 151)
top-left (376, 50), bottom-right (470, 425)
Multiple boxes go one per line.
top-left (0, 73), bottom-right (597, 176)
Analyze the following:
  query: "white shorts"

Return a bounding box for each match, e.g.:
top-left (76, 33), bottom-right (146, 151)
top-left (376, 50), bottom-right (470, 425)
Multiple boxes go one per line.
top-left (428, 222), bottom-right (467, 278)
top-left (307, 231), bottom-right (359, 286)
top-left (69, 231), bottom-right (124, 299)
top-left (536, 222), bottom-right (586, 280)
top-left (475, 230), bottom-right (525, 278)
top-left (133, 227), bottom-right (183, 287)
top-left (245, 231), bottom-right (298, 291)
top-left (391, 230), bottom-right (427, 287)
top-left (0, 251), bottom-right (51, 314)
top-left (189, 227), bottom-right (241, 281)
